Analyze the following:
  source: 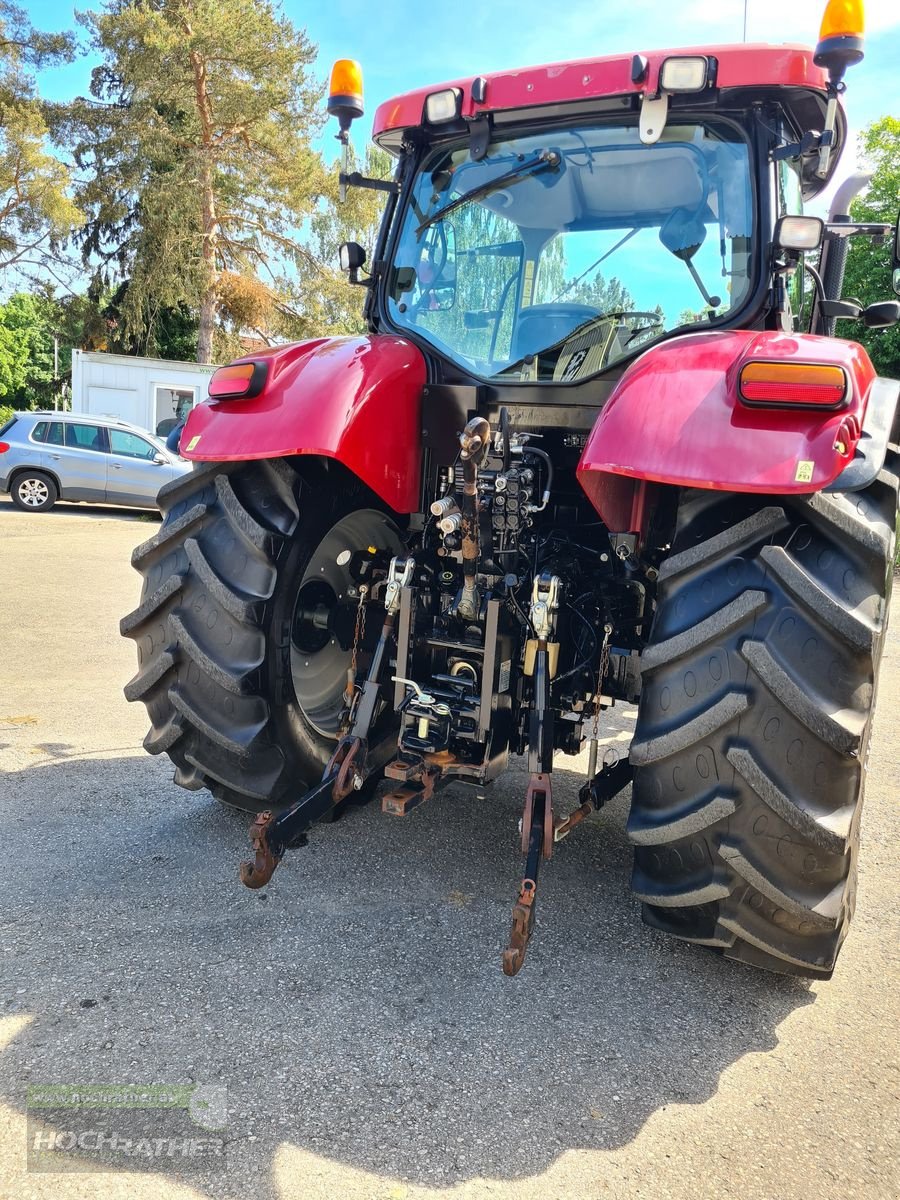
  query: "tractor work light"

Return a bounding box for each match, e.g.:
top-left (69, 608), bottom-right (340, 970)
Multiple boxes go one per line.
top-left (739, 362), bottom-right (848, 409)
top-left (327, 59), bottom-right (365, 134)
top-left (659, 56), bottom-right (709, 93)
top-left (774, 215), bottom-right (825, 252)
top-left (424, 88), bottom-right (462, 124)
top-left (208, 361), bottom-right (268, 401)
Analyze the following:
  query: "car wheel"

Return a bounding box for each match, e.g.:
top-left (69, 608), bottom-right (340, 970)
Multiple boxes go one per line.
top-left (11, 471), bottom-right (58, 512)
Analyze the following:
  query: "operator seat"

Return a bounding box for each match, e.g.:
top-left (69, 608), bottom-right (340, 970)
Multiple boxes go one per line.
top-left (511, 303), bottom-right (598, 363)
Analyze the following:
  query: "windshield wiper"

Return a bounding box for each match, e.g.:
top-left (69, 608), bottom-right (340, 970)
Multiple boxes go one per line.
top-left (416, 149), bottom-right (561, 235)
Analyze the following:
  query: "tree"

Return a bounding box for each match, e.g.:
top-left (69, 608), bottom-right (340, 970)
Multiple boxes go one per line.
top-left (841, 117), bottom-right (900, 378)
top-left (288, 145), bottom-right (394, 337)
top-left (0, 2), bottom-right (80, 273)
top-left (68, 0), bottom-right (325, 363)
top-left (0, 291), bottom-right (57, 405)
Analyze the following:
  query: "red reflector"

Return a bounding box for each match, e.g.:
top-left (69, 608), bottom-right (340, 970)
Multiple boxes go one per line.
top-left (740, 379), bottom-right (846, 405)
top-left (739, 362), bottom-right (846, 409)
top-left (208, 361), bottom-right (267, 399)
top-left (0, 442), bottom-right (9, 454)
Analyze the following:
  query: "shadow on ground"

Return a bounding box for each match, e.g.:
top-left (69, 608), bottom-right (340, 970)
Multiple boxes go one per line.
top-left (1, 750), bottom-right (813, 1194)
top-left (0, 497), bottom-right (159, 522)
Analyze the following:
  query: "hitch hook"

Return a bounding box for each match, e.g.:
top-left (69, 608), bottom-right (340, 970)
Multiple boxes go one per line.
top-left (239, 810), bottom-right (281, 889)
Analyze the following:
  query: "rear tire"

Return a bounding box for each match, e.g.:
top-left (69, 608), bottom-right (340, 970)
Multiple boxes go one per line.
top-left (11, 470), bottom-right (58, 512)
top-left (628, 460), bottom-right (898, 977)
top-left (121, 459), bottom-right (404, 812)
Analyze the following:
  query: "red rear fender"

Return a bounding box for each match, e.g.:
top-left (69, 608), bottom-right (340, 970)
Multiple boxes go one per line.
top-left (577, 329), bottom-right (877, 528)
top-left (181, 335), bottom-right (427, 513)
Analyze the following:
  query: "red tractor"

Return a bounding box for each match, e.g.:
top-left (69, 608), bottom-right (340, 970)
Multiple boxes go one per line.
top-left (123, 0), bottom-right (900, 979)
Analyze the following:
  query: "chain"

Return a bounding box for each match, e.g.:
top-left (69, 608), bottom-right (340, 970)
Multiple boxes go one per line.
top-left (587, 623), bottom-right (613, 741)
top-left (343, 584), bottom-right (369, 712)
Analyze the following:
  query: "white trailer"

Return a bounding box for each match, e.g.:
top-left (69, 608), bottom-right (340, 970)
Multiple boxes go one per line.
top-left (71, 350), bottom-right (217, 438)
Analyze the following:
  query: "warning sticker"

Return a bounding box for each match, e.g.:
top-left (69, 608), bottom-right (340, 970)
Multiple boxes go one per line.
top-left (498, 660), bottom-right (511, 693)
top-left (185, 435), bottom-right (202, 452)
top-left (794, 460), bottom-right (815, 483)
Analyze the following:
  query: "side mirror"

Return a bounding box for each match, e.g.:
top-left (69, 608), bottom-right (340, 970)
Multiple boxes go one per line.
top-left (660, 208), bottom-right (721, 308)
top-left (339, 241), bottom-right (366, 272)
top-left (339, 241), bottom-right (368, 287)
top-left (863, 300), bottom-right (900, 330)
top-left (152, 452), bottom-right (167, 465)
top-left (659, 207), bottom-right (708, 261)
top-left (774, 215), bottom-right (824, 253)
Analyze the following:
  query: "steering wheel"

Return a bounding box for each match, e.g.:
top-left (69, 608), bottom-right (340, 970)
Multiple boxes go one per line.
top-left (544, 309), bottom-right (665, 381)
top-left (577, 309), bottom-right (665, 355)
top-left (593, 310), bottom-right (662, 331)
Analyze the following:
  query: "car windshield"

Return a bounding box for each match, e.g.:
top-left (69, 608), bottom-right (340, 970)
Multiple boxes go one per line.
top-left (386, 120), bottom-right (754, 383)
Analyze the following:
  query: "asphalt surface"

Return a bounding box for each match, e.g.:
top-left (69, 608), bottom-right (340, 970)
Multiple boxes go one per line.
top-left (0, 492), bottom-right (898, 1200)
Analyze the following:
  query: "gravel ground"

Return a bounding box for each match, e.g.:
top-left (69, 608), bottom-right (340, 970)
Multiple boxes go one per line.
top-left (0, 493), bottom-right (898, 1200)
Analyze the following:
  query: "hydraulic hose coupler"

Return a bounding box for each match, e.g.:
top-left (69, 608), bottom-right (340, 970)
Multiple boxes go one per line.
top-left (431, 495), bottom-right (462, 535)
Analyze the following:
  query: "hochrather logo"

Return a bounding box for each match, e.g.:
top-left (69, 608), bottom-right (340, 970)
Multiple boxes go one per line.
top-left (26, 1084), bottom-right (227, 1174)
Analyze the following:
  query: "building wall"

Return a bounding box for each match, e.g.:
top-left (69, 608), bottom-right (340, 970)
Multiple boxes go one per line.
top-left (71, 351), bottom-right (217, 436)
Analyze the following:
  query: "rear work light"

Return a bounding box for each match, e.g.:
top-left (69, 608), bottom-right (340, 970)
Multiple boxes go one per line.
top-left (424, 88), bottom-right (462, 124)
top-left (659, 56), bottom-right (710, 93)
top-left (739, 362), bottom-right (848, 409)
top-left (208, 361), bottom-right (268, 400)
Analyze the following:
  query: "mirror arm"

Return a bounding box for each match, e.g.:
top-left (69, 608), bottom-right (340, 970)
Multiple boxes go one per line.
top-left (339, 172), bottom-right (400, 196)
top-left (684, 258), bottom-right (720, 309)
top-left (824, 221), bottom-right (891, 240)
top-left (818, 298), bottom-right (862, 320)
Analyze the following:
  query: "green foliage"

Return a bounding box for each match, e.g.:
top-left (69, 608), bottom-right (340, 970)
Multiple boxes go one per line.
top-left (0, 1), bottom-right (80, 270)
top-left (0, 401), bottom-right (14, 427)
top-left (66, 0), bottom-right (326, 361)
top-left (841, 117), bottom-right (900, 378)
top-left (0, 291), bottom-right (59, 404)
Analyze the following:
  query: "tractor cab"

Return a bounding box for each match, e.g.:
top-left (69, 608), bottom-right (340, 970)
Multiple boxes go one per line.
top-left (338, 46), bottom-right (855, 394)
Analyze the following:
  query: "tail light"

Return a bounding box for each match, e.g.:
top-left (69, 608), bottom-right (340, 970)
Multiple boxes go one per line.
top-left (0, 441), bottom-right (10, 454)
top-left (738, 362), bottom-right (847, 409)
top-left (208, 360), bottom-right (268, 400)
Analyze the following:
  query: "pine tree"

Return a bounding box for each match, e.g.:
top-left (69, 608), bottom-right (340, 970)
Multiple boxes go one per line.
top-left (67, 0), bottom-right (325, 363)
top-left (0, 2), bottom-right (80, 272)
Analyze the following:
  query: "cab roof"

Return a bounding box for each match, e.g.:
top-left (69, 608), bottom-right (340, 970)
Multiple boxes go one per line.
top-left (372, 43), bottom-right (841, 192)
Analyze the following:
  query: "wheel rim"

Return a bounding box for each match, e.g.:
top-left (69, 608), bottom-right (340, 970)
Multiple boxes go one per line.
top-left (19, 478), bottom-right (49, 507)
top-left (290, 509), bottom-right (403, 740)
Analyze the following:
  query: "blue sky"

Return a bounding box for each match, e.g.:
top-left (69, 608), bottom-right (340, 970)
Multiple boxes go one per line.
top-left (25, 0), bottom-right (899, 162)
top-left (19, 0), bottom-right (900, 323)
